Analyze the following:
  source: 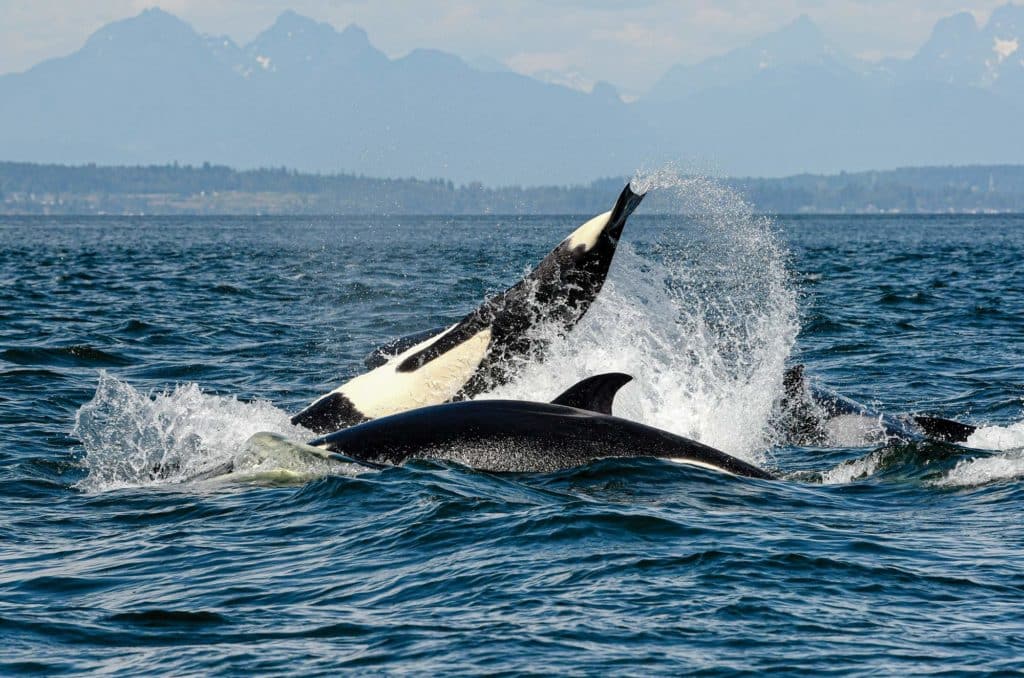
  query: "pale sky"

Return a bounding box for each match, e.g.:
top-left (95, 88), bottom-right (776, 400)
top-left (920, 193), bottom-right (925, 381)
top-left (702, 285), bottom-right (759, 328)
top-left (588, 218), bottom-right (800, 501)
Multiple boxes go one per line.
top-left (1, 1), bottom-right (1011, 92)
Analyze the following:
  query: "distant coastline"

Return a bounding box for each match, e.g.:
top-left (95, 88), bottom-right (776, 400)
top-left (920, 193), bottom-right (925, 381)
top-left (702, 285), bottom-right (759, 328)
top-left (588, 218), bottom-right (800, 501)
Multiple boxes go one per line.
top-left (3, 161), bottom-right (1023, 216)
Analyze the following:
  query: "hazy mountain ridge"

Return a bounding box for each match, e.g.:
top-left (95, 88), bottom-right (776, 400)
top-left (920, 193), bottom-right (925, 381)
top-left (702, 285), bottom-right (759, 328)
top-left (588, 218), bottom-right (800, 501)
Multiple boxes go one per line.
top-left (646, 15), bottom-right (860, 103)
top-left (0, 6), bottom-right (1022, 184)
top-left (637, 5), bottom-right (1024, 177)
top-left (0, 9), bottom-right (646, 185)
top-left (649, 6), bottom-right (1024, 99)
top-left (901, 4), bottom-right (1024, 101)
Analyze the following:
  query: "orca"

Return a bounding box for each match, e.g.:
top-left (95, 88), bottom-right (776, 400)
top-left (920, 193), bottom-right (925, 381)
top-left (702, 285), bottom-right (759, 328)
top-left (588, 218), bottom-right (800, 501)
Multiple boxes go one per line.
top-left (306, 373), bottom-right (775, 479)
top-left (776, 364), bottom-right (976, 446)
top-left (292, 183), bottom-right (646, 434)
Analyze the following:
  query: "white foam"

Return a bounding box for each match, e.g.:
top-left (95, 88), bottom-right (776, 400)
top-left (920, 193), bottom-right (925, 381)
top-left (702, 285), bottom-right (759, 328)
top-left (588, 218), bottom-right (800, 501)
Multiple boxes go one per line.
top-left (930, 418), bottom-right (1024, 488)
top-left (73, 372), bottom-right (311, 492)
top-left (936, 450), bottom-right (1024, 488)
top-left (483, 169), bottom-right (799, 467)
top-left (965, 419), bottom-right (1024, 451)
top-left (819, 450), bottom-right (884, 485)
top-left (822, 414), bottom-right (889, 447)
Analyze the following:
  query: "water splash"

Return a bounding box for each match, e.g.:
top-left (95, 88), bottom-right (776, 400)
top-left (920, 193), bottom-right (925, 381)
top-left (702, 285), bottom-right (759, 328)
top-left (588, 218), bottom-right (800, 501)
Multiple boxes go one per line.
top-left (486, 169), bottom-right (799, 465)
top-left (73, 372), bottom-right (310, 491)
top-left (929, 418), bottom-right (1024, 487)
top-left (966, 419), bottom-right (1024, 451)
top-left (937, 450), bottom-right (1024, 488)
top-left (819, 450), bottom-right (885, 485)
top-left (815, 416), bottom-right (1024, 487)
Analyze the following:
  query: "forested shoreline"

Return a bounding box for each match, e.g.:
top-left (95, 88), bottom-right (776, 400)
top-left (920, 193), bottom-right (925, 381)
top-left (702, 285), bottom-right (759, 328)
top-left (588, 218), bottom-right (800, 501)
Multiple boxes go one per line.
top-left (3, 162), bottom-right (1023, 215)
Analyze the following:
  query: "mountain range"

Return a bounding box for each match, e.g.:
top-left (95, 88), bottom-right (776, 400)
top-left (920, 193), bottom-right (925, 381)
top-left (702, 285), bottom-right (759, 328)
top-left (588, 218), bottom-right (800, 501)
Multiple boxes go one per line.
top-left (1, 6), bottom-right (1022, 184)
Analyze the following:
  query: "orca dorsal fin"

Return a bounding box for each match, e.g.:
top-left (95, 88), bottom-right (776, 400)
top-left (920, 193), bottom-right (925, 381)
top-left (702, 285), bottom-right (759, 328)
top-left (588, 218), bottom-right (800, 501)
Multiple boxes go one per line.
top-left (551, 373), bottom-right (633, 415)
top-left (912, 415), bottom-right (977, 444)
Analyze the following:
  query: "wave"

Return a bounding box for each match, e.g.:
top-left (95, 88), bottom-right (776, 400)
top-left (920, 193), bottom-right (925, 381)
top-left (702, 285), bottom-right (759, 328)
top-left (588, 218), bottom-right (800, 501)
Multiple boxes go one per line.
top-left (818, 449), bottom-right (887, 485)
top-left (925, 419), bottom-right (1024, 488)
top-left (810, 417), bottom-right (1024, 488)
top-left (936, 451), bottom-right (1024, 488)
top-left (3, 345), bottom-right (131, 368)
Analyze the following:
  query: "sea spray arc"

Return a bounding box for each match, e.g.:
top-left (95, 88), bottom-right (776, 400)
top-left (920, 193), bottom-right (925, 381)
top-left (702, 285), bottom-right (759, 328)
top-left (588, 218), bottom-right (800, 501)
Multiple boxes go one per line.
top-left (292, 183), bottom-right (646, 434)
top-left (479, 170), bottom-right (800, 462)
top-left (306, 373), bottom-right (775, 478)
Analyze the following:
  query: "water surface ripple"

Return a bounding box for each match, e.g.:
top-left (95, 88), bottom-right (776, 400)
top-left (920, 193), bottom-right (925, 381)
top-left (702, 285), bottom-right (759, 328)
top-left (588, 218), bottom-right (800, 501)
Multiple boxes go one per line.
top-left (2, 214), bottom-right (1023, 674)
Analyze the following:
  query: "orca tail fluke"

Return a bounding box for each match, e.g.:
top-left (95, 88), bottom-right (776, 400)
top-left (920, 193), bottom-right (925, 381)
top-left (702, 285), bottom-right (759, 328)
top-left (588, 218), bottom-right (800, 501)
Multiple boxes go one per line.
top-left (912, 415), bottom-right (977, 444)
top-left (605, 183), bottom-right (646, 240)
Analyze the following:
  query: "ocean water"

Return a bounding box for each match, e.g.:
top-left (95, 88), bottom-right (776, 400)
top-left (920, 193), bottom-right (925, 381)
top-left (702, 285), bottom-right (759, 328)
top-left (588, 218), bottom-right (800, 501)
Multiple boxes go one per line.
top-left (2, 189), bottom-right (1024, 673)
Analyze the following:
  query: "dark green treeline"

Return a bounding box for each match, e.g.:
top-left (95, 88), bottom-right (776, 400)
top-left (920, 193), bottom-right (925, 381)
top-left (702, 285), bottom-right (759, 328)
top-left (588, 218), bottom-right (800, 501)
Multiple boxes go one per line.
top-left (3, 162), bottom-right (1023, 214)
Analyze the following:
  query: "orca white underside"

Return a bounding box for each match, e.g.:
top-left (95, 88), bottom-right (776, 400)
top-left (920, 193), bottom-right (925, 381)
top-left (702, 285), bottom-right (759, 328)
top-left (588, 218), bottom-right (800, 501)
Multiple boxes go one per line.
top-left (321, 325), bottom-right (492, 420)
top-left (566, 209), bottom-right (613, 251)
top-left (667, 457), bottom-right (739, 476)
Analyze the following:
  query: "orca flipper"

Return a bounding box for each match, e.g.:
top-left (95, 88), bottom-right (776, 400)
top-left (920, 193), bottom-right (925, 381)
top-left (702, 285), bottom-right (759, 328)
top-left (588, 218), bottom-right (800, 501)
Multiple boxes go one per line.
top-left (912, 415), bottom-right (977, 444)
top-left (551, 373), bottom-right (633, 415)
top-left (363, 325), bottom-right (451, 369)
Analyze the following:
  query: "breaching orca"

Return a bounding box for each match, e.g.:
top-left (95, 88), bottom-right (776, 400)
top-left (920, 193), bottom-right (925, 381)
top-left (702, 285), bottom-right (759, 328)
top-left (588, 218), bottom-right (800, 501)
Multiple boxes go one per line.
top-left (292, 183), bottom-right (646, 434)
top-left (306, 373), bottom-right (775, 479)
top-left (776, 364), bottom-right (976, 446)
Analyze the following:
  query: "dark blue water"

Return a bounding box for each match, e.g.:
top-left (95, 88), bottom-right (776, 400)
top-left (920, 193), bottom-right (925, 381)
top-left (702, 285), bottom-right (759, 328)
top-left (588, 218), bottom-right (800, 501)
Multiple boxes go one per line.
top-left (2, 209), bottom-right (1024, 674)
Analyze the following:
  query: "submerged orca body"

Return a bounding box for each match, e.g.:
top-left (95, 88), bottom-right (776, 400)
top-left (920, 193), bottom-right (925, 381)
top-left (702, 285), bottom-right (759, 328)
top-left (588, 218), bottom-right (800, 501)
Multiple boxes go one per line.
top-left (777, 365), bottom-right (976, 446)
top-left (292, 184), bottom-right (646, 434)
top-left (307, 373), bottom-right (775, 479)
